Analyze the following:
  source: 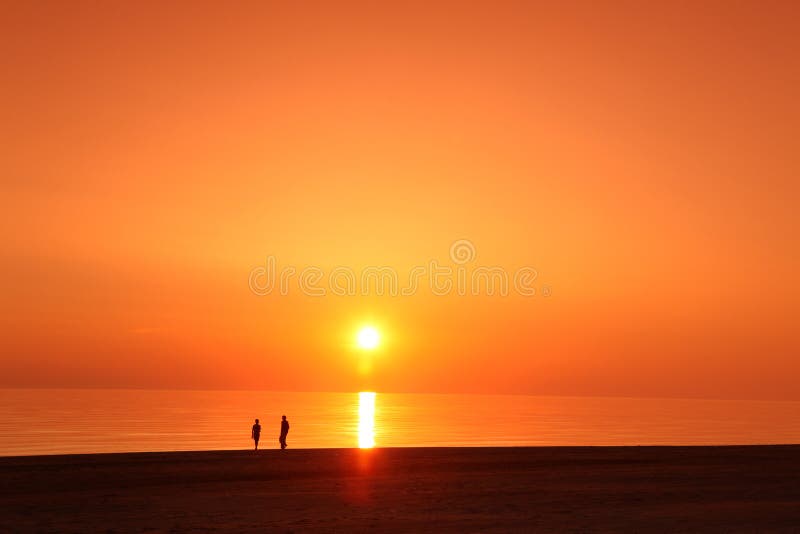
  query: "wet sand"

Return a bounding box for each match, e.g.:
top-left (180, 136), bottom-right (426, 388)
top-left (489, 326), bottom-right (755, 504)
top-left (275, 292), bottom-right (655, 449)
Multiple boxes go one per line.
top-left (2, 446), bottom-right (799, 532)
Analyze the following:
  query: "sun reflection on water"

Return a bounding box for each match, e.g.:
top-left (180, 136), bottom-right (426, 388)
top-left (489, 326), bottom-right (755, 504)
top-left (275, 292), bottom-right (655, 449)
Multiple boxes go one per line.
top-left (358, 392), bottom-right (376, 448)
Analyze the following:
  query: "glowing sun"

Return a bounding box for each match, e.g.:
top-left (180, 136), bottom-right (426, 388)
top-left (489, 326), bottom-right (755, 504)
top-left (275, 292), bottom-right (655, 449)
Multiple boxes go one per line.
top-left (356, 326), bottom-right (380, 350)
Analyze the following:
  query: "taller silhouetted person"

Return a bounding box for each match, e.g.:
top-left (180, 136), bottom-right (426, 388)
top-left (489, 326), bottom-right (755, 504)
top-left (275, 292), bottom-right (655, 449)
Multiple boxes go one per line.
top-left (251, 418), bottom-right (261, 451)
top-left (279, 415), bottom-right (289, 449)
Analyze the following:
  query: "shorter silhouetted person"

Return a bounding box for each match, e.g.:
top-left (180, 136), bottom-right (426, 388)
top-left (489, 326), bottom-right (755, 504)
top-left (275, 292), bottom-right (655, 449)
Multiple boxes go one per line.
top-left (279, 415), bottom-right (289, 449)
top-left (251, 418), bottom-right (261, 450)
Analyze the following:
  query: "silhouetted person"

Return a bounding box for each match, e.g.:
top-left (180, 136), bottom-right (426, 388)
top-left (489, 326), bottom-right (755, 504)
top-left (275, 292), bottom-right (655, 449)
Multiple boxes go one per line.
top-left (279, 415), bottom-right (289, 449)
top-left (251, 418), bottom-right (261, 450)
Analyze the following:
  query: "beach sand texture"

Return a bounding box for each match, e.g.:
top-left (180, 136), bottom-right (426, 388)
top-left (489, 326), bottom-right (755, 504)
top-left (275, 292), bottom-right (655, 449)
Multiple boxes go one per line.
top-left (2, 446), bottom-right (800, 532)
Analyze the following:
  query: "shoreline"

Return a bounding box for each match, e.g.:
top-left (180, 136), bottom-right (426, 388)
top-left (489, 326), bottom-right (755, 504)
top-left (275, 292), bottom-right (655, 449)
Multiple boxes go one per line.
top-left (3, 442), bottom-right (800, 460)
top-left (3, 445), bottom-right (800, 532)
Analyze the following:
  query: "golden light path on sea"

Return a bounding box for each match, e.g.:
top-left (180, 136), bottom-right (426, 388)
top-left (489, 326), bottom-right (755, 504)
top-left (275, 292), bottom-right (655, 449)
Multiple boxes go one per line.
top-left (358, 392), bottom-right (376, 448)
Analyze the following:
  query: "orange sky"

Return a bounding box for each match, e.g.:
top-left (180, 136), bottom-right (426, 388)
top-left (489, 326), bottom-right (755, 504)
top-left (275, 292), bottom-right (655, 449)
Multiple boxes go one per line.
top-left (2, 2), bottom-right (798, 399)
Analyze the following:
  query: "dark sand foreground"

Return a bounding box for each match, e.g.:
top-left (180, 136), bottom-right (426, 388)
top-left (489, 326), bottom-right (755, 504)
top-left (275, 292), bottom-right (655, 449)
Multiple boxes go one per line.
top-left (2, 446), bottom-right (800, 533)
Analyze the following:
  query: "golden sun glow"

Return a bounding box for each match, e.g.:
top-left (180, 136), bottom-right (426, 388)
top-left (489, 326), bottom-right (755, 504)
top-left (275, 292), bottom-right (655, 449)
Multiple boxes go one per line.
top-left (356, 327), bottom-right (380, 350)
top-left (358, 391), bottom-right (376, 448)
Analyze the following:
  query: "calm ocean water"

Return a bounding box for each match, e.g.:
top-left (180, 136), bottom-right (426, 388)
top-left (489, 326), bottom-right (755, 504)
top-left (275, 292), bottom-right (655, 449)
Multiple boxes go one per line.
top-left (1, 389), bottom-right (799, 456)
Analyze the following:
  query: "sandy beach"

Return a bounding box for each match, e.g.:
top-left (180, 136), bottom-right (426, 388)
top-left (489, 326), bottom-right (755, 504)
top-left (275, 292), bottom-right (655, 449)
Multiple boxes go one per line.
top-left (1, 446), bottom-right (799, 532)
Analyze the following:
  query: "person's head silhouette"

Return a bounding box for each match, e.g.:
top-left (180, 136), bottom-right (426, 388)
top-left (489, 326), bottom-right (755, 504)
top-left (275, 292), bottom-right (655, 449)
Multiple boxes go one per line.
top-left (282, 415), bottom-right (286, 421)
top-left (255, 419), bottom-right (259, 424)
